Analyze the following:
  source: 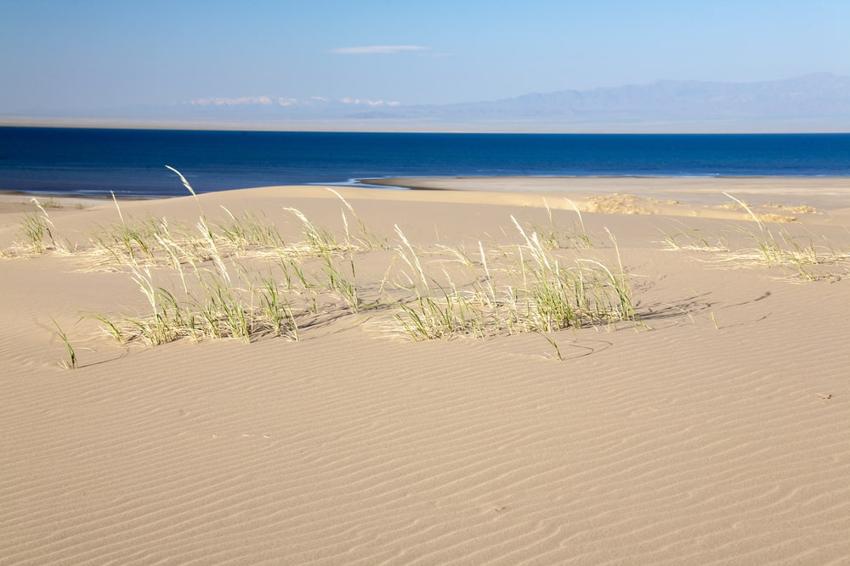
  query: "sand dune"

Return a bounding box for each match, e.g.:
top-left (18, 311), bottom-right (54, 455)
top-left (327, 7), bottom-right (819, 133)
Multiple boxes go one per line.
top-left (1, 183), bottom-right (848, 564)
top-left (367, 176), bottom-right (850, 216)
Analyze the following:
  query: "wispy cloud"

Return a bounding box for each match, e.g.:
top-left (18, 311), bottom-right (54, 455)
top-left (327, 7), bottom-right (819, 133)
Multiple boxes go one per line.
top-left (340, 97), bottom-right (400, 107)
top-left (190, 96), bottom-right (273, 106)
top-left (187, 96), bottom-right (401, 108)
top-left (331, 45), bottom-right (429, 55)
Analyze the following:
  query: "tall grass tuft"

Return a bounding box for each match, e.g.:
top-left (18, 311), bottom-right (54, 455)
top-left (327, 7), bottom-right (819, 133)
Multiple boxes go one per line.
top-left (98, 265), bottom-right (303, 346)
top-left (393, 217), bottom-right (636, 340)
top-left (18, 198), bottom-right (59, 254)
top-left (661, 193), bottom-right (850, 281)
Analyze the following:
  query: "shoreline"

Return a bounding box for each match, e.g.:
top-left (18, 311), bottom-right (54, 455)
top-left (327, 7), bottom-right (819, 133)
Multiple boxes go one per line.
top-left (6, 175), bottom-right (850, 223)
top-left (0, 189), bottom-right (164, 201)
top-left (364, 174), bottom-right (850, 187)
top-left (5, 173), bottom-right (850, 201)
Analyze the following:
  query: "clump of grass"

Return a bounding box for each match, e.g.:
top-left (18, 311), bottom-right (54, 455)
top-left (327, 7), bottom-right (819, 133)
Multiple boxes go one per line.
top-left (284, 207), bottom-right (347, 256)
top-left (91, 190), bottom-right (380, 346)
top-left (393, 218), bottom-right (636, 341)
top-left (510, 220), bottom-right (635, 331)
top-left (86, 203), bottom-right (282, 273)
top-left (321, 253), bottom-right (360, 312)
top-left (18, 198), bottom-right (58, 254)
top-left (534, 198), bottom-right (594, 250)
top-left (325, 188), bottom-right (388, 250)
top-left (20, 213), bottom-right (50, 253)
top-left (90, 218), bottom-right (163, 264)
top-left (724, 192), bottom-right (828, 279)
top-left (258, 277), bottom-right (299, 340)
top-left (217, 206), bottom-right (285, 250)
top-left (86, 213), bottom-right (287, 271)
top-left (663, 193), bottom-right (850, 281)
top-left (97, 265), bottom-right (303, 347)
top-left (396, 288), bottom-right (485, 339)
top-left (385, 226), bottom-right (479, 338)
top-left (659, 226), bottom-right (728, 252)
top-left (123, 264), bottom-right (185, 345)
top-left (281, 205), bottom-right (367, 311)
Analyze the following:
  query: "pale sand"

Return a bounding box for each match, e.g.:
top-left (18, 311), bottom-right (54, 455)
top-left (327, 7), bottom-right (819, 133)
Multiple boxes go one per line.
top-left (368, 175), bottom-right (850, 211)
top-left (1, 182), bottom-right (849, 564)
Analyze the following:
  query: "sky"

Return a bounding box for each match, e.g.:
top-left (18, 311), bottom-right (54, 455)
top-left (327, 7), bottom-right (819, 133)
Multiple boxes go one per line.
top-left (1, 0), bottom-right (849, 116)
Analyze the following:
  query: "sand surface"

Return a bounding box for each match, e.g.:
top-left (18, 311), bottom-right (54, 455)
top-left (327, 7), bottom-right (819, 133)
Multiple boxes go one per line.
top-left (1, 181), bottom-right (849, 564)
top-left (369, 175), bottom-right (850, 211)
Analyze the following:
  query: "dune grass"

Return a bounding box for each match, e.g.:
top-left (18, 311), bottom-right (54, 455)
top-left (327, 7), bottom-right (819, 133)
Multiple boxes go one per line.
top-left (19, 173), bottom-right (850, 360)
top-left (90, 201), bottom-right (637, 348)
top-left (96, 265), bottom-right (303, 346)
top-left (82, 190), bottom-right (379, 275)
top-left (20, 213), bottom-right (51, 254)
top-left (9, 198), bottom-right (61, 255)
top-left (534, 198), bottom-right (594, 250)
top-left (218, 207), bottom-right (285, 250)
top-left (392, 218), bottom-right (636, 340)
top-left (659, 226), bottom-right (728, 252)
top-left (21, 166), bottom-right (640, 353)
top-left (660, 193), bottom-right (850, 281)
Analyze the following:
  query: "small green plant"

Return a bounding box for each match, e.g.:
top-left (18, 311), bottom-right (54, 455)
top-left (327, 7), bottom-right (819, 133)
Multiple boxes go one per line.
top-left (19, 198), bottom-right (58, 254)
top-left (540, 332), bottom-right (564, 361)
top-left (51, 319), bottom-right (77, 369)
top-left (258, 278), bottom-right (299, 340)
top-left (20, 213), bottom-right (49, 253)
top-left (321, 252), bottom-right (360, 312)
top-left (92, 314), bottom-right (126, 343)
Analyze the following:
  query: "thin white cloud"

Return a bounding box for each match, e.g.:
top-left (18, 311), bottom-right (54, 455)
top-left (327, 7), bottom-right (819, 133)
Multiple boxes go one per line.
top-left (331, 45), bottom-right (429, 55)
top-left (190, 96), bottom-right (273, 106)
top-left (340, 97), bottom-right (400, 107)
top-left (186, 95), bottom-right (402, 108)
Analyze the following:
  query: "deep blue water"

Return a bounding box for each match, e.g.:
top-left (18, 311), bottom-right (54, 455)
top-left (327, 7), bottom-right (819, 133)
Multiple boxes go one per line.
top-left (1, 127), bottom-right (849, 197)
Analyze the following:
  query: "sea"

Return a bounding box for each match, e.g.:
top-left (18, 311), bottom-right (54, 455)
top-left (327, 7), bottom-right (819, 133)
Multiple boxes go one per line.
top-left (1, 127), bottom-right (849, 197)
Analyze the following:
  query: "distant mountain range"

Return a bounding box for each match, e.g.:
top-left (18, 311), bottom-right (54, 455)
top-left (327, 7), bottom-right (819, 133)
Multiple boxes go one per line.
top-left (5, 74), bottom-right (850, 132)
top-left (390, 72), bottom-right (850, 125)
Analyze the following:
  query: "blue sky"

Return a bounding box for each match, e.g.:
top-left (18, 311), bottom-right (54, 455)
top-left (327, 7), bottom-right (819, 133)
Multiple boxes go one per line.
top-left (1, 0), bottom-right (849, 114)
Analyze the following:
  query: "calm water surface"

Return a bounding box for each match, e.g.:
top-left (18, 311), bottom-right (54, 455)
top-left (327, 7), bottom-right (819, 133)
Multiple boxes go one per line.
top-left (1, 127), bottom-right (848, 197)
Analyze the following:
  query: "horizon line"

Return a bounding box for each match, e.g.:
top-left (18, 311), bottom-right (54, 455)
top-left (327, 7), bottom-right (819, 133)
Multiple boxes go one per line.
top-left (3, 116), bottom-right (850, 136)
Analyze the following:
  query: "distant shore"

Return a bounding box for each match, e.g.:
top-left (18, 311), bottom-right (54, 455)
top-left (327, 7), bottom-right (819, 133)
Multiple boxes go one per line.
top-left (365, 175), bottom-right (850, 209)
